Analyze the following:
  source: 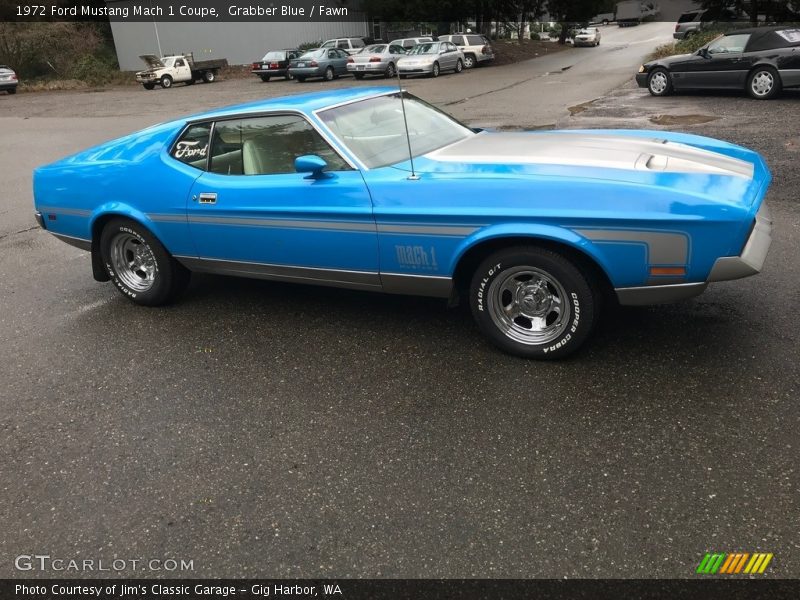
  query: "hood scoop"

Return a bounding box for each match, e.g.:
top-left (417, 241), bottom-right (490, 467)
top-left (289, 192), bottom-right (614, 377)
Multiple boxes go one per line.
top-left (427, 132), bottom-right (754, 179)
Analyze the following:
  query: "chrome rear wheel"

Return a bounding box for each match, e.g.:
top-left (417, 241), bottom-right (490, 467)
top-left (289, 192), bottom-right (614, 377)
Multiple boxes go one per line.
top-left (110, 232), bottom-right (157, 292)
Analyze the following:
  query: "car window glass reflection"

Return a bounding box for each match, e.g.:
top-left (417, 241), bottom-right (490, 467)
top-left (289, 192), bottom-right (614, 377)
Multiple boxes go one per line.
top-left (708, 34), bottom-right (750, 54)
top-left (209, 115), bottom-right (350, 176)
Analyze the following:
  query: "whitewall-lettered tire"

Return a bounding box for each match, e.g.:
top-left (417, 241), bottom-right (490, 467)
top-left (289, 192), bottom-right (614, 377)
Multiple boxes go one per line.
top-left (100, 218), bottom-right (189, 306)
top-left (469, 247), bottom-right (597, 359)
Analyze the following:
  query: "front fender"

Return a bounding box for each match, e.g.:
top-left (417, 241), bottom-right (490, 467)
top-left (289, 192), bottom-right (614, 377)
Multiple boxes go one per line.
top-left (449, 223), bottom-right (618, 284)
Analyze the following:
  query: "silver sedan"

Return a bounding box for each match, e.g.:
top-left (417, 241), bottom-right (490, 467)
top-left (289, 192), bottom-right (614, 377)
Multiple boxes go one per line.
top-left (0, 65), bottom-right (18, 94)
top-left (574, 28), bottom-right (601, 47)
top-left (396, 41), bottom-right (465, 78)
top-left (347, 44), bottom-right (407, 79)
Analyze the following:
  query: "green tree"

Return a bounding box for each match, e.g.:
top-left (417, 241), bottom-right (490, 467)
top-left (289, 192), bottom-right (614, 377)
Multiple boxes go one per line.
top-left (546, 0), bottom-right (605, 43)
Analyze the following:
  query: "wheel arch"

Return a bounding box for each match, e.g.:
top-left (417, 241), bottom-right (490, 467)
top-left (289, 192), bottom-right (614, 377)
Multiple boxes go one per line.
top-left (89, 207), bottom-right (169, 282)
top-left (450, 228), bottom-right (616, 300)
top-left (747, 62), bottom-right (781, 79)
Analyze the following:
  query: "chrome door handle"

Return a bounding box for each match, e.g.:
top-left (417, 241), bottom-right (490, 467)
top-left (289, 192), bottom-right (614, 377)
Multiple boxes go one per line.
top-left (198, 193), bottom-right (217, 204)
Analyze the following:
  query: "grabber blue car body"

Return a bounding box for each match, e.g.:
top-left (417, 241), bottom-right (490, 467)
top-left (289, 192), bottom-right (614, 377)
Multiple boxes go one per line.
top-left (33, 87), bottom-right (773, 358)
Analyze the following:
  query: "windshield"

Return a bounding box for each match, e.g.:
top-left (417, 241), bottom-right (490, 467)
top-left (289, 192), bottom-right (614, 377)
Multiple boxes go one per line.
top-left (262, 51), bottom-right (286, 60)
top-left (410, 43), bottom-right (440, 55)
top-left (321, 40), bottom-right (336, 48)
top-left (317, 92), bottom-right (474, 169)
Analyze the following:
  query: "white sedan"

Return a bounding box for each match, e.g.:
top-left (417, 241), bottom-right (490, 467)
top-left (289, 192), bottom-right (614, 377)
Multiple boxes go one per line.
top-left (574, 28), bottom-right (601, 47)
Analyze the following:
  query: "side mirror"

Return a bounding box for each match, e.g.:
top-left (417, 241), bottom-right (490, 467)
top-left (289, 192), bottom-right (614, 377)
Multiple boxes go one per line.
top-left (295, 154), bottom-right (328, 178)
top-left (698, 47), bottom-right (710, 58)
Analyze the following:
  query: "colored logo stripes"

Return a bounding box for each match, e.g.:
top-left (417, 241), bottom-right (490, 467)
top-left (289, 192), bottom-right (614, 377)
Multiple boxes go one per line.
top-left (696, 552), bottom-right (773, 574)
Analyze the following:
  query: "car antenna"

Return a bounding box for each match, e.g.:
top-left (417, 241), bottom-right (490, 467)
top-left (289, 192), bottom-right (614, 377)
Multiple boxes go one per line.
top-left (396, 64), bottom-right (419, 181)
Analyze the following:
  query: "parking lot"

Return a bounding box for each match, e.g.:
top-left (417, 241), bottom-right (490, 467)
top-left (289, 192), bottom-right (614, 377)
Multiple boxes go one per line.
top-left (1, 24), bottom-right (799, 578)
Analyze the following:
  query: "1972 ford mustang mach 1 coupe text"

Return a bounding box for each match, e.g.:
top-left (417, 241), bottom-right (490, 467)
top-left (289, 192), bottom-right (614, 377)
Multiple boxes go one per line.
top-left (33, 87), bottom-right (772, 358)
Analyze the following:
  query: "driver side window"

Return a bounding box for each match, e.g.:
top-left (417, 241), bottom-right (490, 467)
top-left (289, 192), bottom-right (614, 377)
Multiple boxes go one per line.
top-left (708, 34), bottom-right (750, 54)
top-left (209, 115), bottom-right (351, 176)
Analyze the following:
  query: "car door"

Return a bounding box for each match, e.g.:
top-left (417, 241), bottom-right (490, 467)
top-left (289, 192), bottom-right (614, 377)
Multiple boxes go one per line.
top-left (437, 43), bottom-right (452, 69)
top-left (674, 33), bottom-right (751, 89)
top-left (173, 57), bottom-right (192, 82)
top-left (186, 113), bottom-right (379, 283)
top-left (335, 48), bottom-right (350, 73)
top-left (448, 42), bottom-right (461, 68)
top-left (389, 44), bottom-right (405, 60)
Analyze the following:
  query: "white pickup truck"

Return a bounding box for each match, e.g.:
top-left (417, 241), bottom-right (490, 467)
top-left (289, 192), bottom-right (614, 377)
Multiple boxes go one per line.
top-left (135, 54), bottom-right (228, 90)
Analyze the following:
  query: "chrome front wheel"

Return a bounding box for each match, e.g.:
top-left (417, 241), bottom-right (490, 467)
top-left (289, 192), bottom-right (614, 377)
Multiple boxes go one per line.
top-left (488, 267), bottom-right (570, 346)
top-left (470, 247), bottom-right (597, 359)
top-left (110, 232), bottom-right (157, 292)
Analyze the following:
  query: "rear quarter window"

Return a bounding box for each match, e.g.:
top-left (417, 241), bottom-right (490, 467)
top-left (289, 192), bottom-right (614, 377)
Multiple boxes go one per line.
top-left (467, 35), bottom-right (485, 45)
top-left (678, 12), bottom-right (699, 23)
top-left (171, 123), bottom-right (210, 170)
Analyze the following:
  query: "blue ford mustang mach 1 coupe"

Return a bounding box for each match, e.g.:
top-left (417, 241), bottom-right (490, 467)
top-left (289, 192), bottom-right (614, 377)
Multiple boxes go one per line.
top-left (33, 87), bottom-right (773, 359)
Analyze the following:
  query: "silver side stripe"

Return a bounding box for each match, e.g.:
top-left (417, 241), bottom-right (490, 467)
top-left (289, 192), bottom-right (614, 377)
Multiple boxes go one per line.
top-left (574, 228), bottom-right (689, 265)
top-left (149, 213), bottom-right (479, 236)
top-left (38, 206), bottom-right (92, 217)
top-left (149, 214), bottom-right (187, 223)
top-left (376, 224), bottom-right (479, 236)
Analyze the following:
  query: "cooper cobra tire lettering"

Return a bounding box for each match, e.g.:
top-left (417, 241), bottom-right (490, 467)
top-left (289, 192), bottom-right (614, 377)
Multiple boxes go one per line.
top-left (469, 247), bottom-right (597, 360)
top-left (99, 218), bottom-right (190, 307)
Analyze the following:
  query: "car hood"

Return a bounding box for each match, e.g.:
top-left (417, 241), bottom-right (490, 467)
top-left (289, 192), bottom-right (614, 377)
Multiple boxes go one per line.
top-left (425, 131), bottom-right (753, 177)
top-left (405, 130), bottom-right (769, 208)
top-left (648, 52), bottom-right (694, 67)
top-left (139, 54), bottom-right (165, 69)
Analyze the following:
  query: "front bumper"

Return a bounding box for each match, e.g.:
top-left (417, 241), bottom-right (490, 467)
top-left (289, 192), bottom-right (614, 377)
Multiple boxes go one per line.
top-left (398, 63), bottom-right (434, 74)
top-left (574, 39), bottom-right (597, 46)
top-left (635, 72), bottom-right (649, 88)
top-left (616, 203), bottom-right (772, 305)
top-left (708, 202), bottom-right (772, 282)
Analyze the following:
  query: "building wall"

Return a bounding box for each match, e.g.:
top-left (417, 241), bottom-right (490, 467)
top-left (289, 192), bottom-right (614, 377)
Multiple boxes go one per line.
top-left (109, 11), bottom-right (371, 70)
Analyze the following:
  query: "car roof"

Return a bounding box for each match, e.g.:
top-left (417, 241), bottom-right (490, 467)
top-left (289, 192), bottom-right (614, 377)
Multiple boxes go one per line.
top-left (735, 26), bottom-right (800, 49)
top-left (726, 25), bottom-right (794, 36)
top-left (186, 87), bottom-right (398, 122)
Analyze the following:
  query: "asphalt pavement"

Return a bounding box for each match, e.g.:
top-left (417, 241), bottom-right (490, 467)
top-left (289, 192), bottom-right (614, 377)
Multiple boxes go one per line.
top-left (1, 24), bottom-right (798, 578)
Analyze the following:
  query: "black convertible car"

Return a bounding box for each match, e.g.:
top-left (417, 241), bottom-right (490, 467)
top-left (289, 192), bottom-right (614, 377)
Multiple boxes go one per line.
top-left (637, 26), bottom-right (800, 99)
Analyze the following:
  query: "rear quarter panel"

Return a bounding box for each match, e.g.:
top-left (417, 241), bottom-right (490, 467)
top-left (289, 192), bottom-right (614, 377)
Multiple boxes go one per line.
top-left (33, 120), bottom-right (198, 255)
